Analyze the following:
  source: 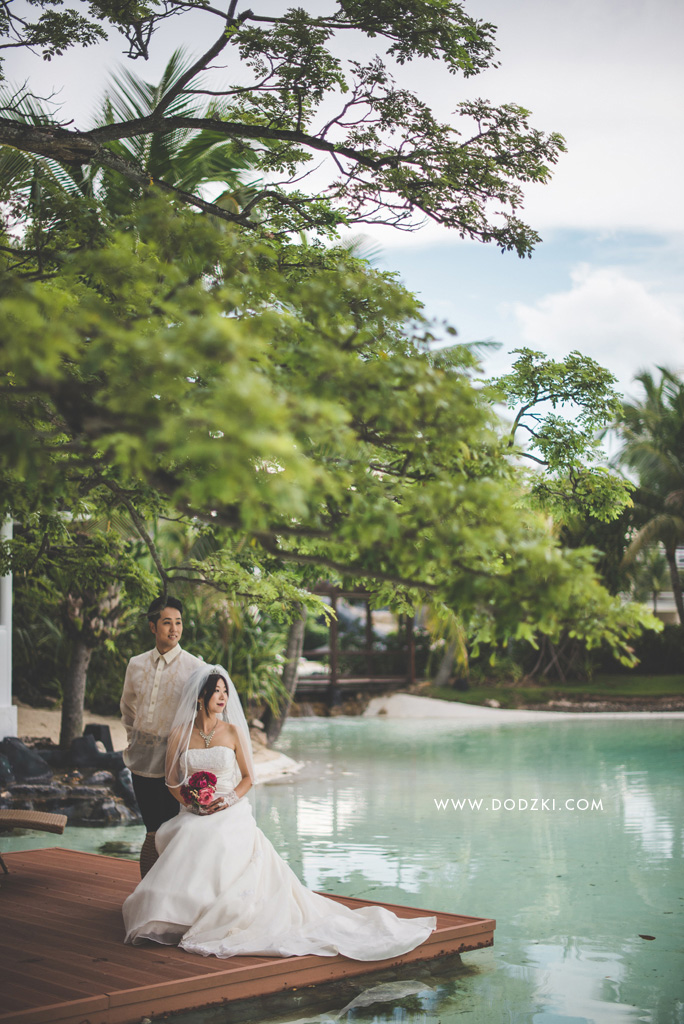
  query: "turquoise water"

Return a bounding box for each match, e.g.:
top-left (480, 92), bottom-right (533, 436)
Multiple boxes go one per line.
top-left (2, 716), bottom-right (683, 1023)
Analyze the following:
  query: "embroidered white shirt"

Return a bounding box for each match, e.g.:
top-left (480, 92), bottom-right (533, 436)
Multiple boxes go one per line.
top-left (120, 645), bottom-right (204, 778)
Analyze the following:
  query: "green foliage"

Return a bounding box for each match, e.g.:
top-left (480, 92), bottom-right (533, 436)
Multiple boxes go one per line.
top-left (594, 625), bottom-right (684, 677)
top-left (426, 672), bottom-right (684, 707)
top-left (2, 516), bottom-right (157, 646)
top-left (91, 49), bottom-right (260, 216)
top-left (613, 367), bottom-right (684, 627)
top-left (615, 368), bottom-right (684, 492)
top-left (491, 348), bottom-right (632, 521)
top-left (0, 21), bottom-right (663, 717)
top-left (0, 2), bottom-right (107, 69)
top-left (178, 592), bottom-right (290, 712)
top-left (0, 1), bottom-right (565, 251)
top-left (0, 193), bottom-right (659, 676)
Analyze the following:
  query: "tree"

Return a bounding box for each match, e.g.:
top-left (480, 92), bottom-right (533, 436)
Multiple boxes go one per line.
top-left (261, 605), bottom-right (307, 743)
top-left (2, 517), bottom-right (156, 747)
top-left (0, 4), bottom-right (660, 733)
top-left (491, 348), bottom-right (632, 522)
top-left (1, 194), bottom-right (656, 660)
top-left (0, 1), bottom-right (565, 251)
top-left (471, 349), bottom-right (640, 684)
top-left (613, 368), bottom-right (684, 628)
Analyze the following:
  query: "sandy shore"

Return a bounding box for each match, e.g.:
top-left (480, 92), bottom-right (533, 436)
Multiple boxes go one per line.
top-left (14, 703), bottom-right (303, 784)
top-left (364, 692), bottom-right (684, 722)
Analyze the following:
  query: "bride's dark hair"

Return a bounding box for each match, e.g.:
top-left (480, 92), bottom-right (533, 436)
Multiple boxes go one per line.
top-left (166, 664), bottom-right (255, 792)
top-left (198, 672), bottom-right (228, 713)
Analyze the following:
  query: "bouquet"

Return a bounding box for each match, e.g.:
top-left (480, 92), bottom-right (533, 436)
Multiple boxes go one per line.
top-left (180, 770), bottom-right (218, 811)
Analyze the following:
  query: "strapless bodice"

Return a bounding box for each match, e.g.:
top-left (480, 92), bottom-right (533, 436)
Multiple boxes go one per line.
top-left (182, 746), bottom-right (239, 794)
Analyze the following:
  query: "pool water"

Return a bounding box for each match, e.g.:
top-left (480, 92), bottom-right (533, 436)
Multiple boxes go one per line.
top-left (2, 716), bottom-right (682, 1023)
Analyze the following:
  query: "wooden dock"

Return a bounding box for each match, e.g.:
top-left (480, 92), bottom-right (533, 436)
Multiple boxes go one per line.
top-left (0, 848), bottom-right (495, 1024)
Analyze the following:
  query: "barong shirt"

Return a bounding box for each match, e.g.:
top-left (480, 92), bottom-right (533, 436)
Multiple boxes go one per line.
top-left (120, 645), bottom-right (204, 778)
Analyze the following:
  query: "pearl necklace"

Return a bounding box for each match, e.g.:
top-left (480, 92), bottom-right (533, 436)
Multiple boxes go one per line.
top-left (197, 719), bottom-right (219, 748)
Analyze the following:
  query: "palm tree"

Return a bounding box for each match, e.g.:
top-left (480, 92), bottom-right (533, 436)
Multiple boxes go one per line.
top-left (91, 48), bottom-right (257, 215)
top-left (614, 367), bottom-right (684, 628)
top-left (0, 50), bottom-right (257, 219)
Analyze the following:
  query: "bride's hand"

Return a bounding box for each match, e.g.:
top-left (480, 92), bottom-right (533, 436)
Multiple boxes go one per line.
top-left (202, 796), bottom-right (225, 815)
top-left (202, 791), bottom-right (239, 815)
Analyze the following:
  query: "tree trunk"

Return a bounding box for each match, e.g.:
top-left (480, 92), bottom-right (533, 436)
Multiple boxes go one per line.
top-left (59, 637), bottom-right (93, 749)
top-left (263, 606), bottom-right (307, 744)
top-left (665, 547), bottom-right (684, 628)
top-left (433, 640), bottom-right (458, 688)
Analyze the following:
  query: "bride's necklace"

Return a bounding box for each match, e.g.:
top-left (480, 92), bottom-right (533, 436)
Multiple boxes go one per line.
top-left (197, 718), bottom-right (219, 748)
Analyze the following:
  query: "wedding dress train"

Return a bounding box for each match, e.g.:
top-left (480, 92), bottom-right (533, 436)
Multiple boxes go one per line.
top-left (122, 747), bottom-right (436, 960)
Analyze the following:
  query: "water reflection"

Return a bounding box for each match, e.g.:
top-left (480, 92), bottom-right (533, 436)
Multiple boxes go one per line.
top-left (2, 716), bottom-right (682, 1022)
top-left (265, 717), bottom-right (683, 1024)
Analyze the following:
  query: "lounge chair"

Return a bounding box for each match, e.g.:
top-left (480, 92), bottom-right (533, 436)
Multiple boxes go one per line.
top-left (0, 810), bottom-right (67, 873)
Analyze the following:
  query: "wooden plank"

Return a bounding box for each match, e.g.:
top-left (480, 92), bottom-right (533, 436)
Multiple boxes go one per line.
top-left (0, 933), bottom-right (216, 978)
top-left (0, 935), bottom-right (178, 989)
top-left (0, 919), bottom-right (217, 981)
top-left (0, 847), bottom-right (495, 1024)
top-left (0, 995), bottom-right (110, 1024)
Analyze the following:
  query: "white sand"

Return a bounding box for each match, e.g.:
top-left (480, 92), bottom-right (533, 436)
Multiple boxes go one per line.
top-left (364, 692), bottom-right (684, 722)
top-left (14, 703), bottom-right (303, 783)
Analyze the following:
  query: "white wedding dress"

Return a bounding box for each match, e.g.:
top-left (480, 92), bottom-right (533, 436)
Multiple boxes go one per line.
top-left (122, 747), bottom-right (436, 960)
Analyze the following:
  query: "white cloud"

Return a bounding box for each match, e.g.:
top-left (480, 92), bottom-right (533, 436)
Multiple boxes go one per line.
top-left (462, 0), bottom-right (684, 234)
top-left (513, 265), bottom-right (684, 391)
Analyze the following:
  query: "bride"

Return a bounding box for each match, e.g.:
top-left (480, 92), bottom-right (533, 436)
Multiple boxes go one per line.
top-left (123, 665), bottom-right (436, 960)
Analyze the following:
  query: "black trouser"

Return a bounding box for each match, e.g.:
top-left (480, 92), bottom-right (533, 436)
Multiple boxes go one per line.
top-left (131, 773), bottom-right (179, 832)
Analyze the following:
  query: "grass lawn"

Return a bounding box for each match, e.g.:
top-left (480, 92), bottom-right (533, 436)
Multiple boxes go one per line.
top-left (422, 674), bottom-right (684, 709)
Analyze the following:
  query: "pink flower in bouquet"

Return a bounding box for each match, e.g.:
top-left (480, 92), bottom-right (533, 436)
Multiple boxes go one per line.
top-left (198, 788), bottom-right (215, 806)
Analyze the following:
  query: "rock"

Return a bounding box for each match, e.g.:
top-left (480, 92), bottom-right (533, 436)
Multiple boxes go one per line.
top-left (69, 734), bottom-right (103, 767)
top-left (68, 785), bottom-right (112, 802)
top-left (1, 757), bottom-right (141, 824)
top-left (10, 783), bottom-right (70, 801)
top-left (0, 754), bottom-right (15, 786)
top-left (484, 699), bottom-right (501, 708)
top-left (84, 798), bottom-right (139, 826)
top-left (0, 737), bottom-right (53, 782)
top-left (83, 770), bottom-right (116, 786)
top-left (33, 746), bottom-right (68, 767)
top-left (83, 723), bottom-right (114, 752)
top-left (116, 767), bottom-right (138, 809)
top-left (70, 735), bottom-right (124, 773)
top-left (103, 751), bottom-right (125, 772)
top-left (99, 839), bottom-right (138, 857)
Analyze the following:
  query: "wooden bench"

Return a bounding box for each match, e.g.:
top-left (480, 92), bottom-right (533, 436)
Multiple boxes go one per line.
top-left (0, 810), bottom-right (67, 873)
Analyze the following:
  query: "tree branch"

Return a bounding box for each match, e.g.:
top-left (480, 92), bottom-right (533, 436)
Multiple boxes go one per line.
top-left (102, 481), bottom-right (170, 594)
top-left (151, 18), bottom-right (237, 118)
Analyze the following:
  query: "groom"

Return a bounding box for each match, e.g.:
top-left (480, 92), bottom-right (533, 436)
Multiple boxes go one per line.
top-left (120, 596), bottom-right (204, 877)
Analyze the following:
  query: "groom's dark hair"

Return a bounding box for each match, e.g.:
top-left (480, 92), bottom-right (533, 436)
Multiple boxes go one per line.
top-left (147, 595), bottom-right (183, 624)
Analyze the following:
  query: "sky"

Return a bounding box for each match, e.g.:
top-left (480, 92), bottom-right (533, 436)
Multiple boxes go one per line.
top-left (363, 0), bottom-right (684, 398)
top-left (6, 0), bottom-right (684, 401)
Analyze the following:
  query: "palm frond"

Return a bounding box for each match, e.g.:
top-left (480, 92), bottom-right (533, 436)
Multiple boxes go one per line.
top-left (621, 514), bottom-right (684, 566)
top-left (0, 87), bottom-right (87, 198)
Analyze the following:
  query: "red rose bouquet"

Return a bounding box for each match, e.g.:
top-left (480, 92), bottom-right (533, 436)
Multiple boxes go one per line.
top-left (180, 770), bottom-right (218, 811)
